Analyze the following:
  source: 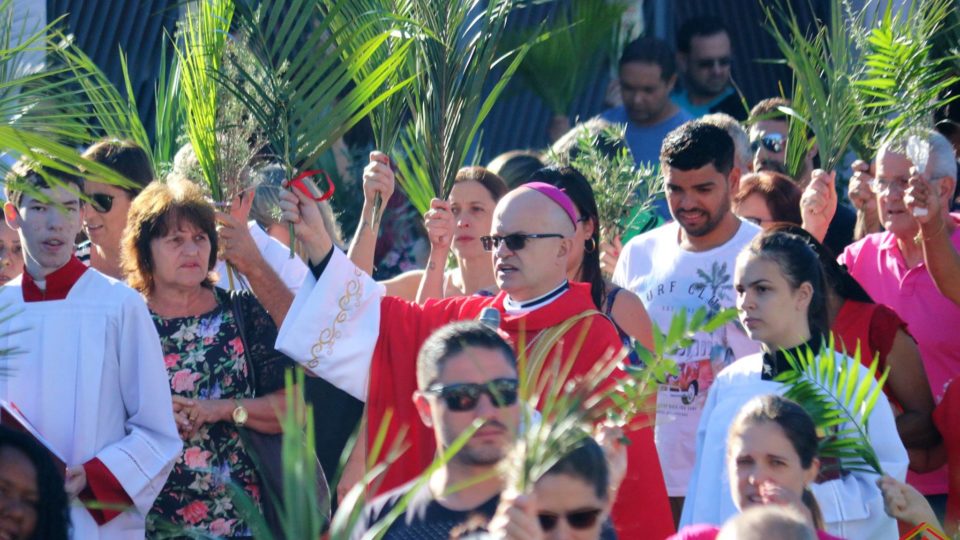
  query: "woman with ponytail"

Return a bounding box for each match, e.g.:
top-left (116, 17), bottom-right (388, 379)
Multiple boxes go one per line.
top-left (670, 395), bottom-right (838, 539)
top-left (680, 229), bottom-right (908, 540)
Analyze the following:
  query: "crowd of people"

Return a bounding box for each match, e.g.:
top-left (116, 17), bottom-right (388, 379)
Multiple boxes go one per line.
top-left (0, 12), bottom-right (958, 540)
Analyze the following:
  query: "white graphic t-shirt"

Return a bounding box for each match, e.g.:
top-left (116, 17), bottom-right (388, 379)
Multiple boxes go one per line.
top-left (612, 219), bottom-right (762, 497)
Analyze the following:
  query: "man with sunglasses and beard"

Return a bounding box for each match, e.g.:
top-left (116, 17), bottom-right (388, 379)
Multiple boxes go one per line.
top-left (276, 179), bottom-right (675, 539)
top-left (612, 121), bottom-right (762, 527)
top-left (746, 99), bottom-right (857, 254)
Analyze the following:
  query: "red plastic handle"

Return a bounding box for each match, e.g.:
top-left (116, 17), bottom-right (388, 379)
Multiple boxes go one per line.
top-left (290, 169), bottom-right (335, 202)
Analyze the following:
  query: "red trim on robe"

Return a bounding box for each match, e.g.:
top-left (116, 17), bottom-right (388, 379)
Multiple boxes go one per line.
top-left (79, 458), bottom-right (133, 525)
top-left (21, 256), bottom-right (88, 302)
top-left (364, 281), bottom-right (675, 538)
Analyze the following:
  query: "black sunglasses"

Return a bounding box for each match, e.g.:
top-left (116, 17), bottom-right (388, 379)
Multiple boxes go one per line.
top-left (423, 378), bottom-right (519, 412)
top-left (695, 57), bottom-right (731, 69)
top-left (750, 133), bottom-right (786, 154)
top-left (480, 233), bottom-right (565, 252)
top-left (88, 193), bottom-right (115, 214)
top-left (538, 508), bottom-right (603, 531)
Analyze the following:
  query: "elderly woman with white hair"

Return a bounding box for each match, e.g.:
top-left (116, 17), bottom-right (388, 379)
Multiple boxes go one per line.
top-left (839, 128), bottom-right (960, 509)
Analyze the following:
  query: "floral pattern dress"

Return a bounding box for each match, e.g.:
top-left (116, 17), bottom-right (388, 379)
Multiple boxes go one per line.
top-left (146, 288), bottom-right (292, 539)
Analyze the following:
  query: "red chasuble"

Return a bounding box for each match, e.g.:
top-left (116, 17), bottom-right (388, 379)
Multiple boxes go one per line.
top-left (365, 282), bottom-right (674, 538)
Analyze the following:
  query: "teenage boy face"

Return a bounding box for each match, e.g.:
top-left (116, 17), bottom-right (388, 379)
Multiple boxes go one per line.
top-left (4, 186), bottom-right (82, 278)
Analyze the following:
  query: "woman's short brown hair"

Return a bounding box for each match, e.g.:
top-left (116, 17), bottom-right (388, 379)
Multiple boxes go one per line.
top-left (453, 166), bottom-right (508, 202)
top-left (734, 171), bottom-right (803, 226)
top-left (121, 177), bottom-right (219, 293)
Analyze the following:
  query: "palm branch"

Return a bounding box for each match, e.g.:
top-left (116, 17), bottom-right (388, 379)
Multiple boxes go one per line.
top-left (393, 121), bottom-right (434, 214)
top-left (762, 0), bottom-right (866, 173)
top-left (546, 122), bottom-right (663, 241)
top-left (229, 370), bottom-right (483, 540)
top-left (398, 0), bottom-right (532, 207)
top-left (175, 0), bottom-right (233, 202)
top-left (853, 0), bottom-right (960, 157)
top-left (153, 39), bottom-right (185, 176)
top-left (0, 3), bottom-right (133, 192)
top-left (775, 334), bottom-right (889, 475)
top-left (507, 0), bottom-right (628, 117)
top-left (216, 0), bottom-right (413, 254)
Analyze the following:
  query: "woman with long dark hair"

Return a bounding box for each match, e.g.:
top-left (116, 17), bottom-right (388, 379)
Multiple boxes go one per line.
top-left (681, 230), bottom-right (908, 539)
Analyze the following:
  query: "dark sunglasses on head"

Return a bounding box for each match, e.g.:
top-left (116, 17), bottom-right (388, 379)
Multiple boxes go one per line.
top-left (423, 378), bottom-right (519, 412)
top-left (538, 508), bottom-right (604, 531)
top-left (695, 57), bottom-right (731, 69)
top-left (480, 233), bottom-right (565, 252)
top-left (88, 193), bottom-right (115, 214)
top-left (750, 133), bottom-right (786, 154)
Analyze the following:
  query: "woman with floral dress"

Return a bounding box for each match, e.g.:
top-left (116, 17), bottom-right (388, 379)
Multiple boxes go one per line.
top-left (121, 177), bottom-right (294, 538)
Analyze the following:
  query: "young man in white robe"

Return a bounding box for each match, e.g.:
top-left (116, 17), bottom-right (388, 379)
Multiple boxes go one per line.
top-left (0, 161), bottom-right (182, 539)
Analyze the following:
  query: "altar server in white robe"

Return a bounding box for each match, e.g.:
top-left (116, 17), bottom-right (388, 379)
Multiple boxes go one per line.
top-left (681, 229), bottom-right (908, 540)
top-left (0, 162), bottom-right (181, 539)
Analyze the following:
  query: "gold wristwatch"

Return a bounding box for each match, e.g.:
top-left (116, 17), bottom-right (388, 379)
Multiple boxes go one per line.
top-left (232, 400), bottom-right (249, 426)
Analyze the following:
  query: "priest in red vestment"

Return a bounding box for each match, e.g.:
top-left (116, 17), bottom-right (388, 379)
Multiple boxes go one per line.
top-left (277, 181), bottom-right (674, 537)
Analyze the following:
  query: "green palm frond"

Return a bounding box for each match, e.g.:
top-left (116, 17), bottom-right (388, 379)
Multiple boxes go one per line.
top-left (853, 0), bottom-right (960, 157)
top-left (763, 0), bottom-right (866, 173)
top-left (53, 44), bottom-right (152, 163)
top-left (775, 334), bottom-right (889, 475)
top-left (507, 0), bottom-right (628, 116)
top-left (175, 0), bottom-right (233, 202)
top-left (222, 0), bottom-right (412, 174)
top-left (399, 0), bottom-right (532, 206)
top-left (321, 0), bottom-right (416, 154)
top-left (394, 122), bottom-right (434, 214)
top-left (546, 122), bottom-right (662, 241)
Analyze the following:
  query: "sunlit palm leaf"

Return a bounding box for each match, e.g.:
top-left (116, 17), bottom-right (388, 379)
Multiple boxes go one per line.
top-left (53, 43), bottom-right (153, 164)
top-left (853, 0), bottom-right (960, 156)
top-left (400, 0), bottom-right (533, 205)
top-left (222, 0), bottom-right (413, 174)
top-left (763, 0), bottom-right (866, 173)
top-left (153, 38), bottom-right (185, 175)
top-left (175, 0), bottom-right (233, 202)
top-left (776, 334), bottom-right (889, 475)
top-left (321, 0), bottom-right (416, 153)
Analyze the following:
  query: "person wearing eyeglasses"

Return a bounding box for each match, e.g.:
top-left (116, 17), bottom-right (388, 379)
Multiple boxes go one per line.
top-left (487, 437), bottom-right (617, 540)
top-left (612, 121), bottom-right (762, 527)
top-left (276, 178), bottom-right (675, 538)
top-left (352, 322), bottom-right (521, 539)
top-left (746, 99), bottom-right (857, 256)
top-left (839, 128), bottom-right (960, 515)
top-left (79, 140), bottom-right (154, 280)
top-left (673, 17), bottom-right (746, 122)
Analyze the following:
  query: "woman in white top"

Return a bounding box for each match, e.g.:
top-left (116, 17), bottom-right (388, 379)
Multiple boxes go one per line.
top-left (681, 229), bottom-right (908, 540)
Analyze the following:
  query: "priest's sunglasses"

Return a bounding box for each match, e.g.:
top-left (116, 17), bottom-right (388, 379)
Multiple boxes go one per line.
top-left (88, 193), bottom-right (115, 214)
top-left (538, 508), bottom-right (604, 531)
top-left (750, 133), bottom-right (786, 154)
top-left (423, 378), bottom-right (519, 411)
top-left (480, 233), bottom-right (565, 252)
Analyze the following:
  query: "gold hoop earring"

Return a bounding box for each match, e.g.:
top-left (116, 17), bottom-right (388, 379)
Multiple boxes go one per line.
top-left (585, 238), bottom-right (597, 253)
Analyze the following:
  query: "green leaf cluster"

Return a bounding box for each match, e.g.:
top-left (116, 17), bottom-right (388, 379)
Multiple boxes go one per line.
top-left (547, 121), bottom-right (662, 241)
top-left (775, 335), bottom-right (889, 475)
